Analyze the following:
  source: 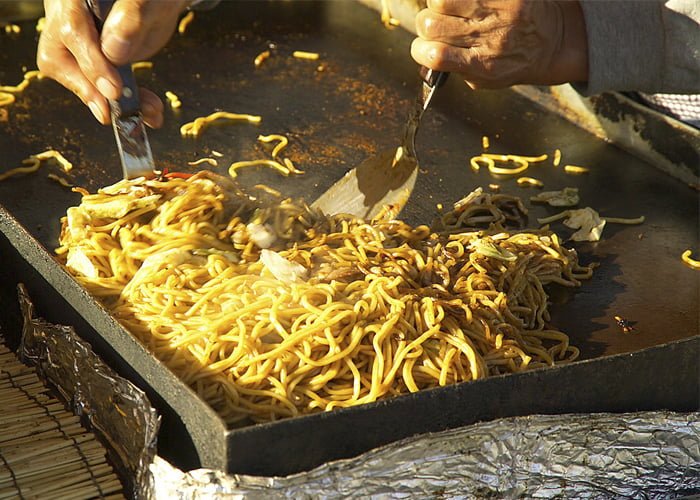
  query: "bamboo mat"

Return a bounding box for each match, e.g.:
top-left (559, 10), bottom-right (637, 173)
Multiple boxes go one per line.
top-left (0, 343), bottom-right (125, 499)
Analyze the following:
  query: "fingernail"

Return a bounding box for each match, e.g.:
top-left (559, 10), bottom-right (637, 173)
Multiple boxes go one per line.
top-left (101, 33), bottom-right (131, 63)
top-left (96, 77), bottom-right (119, 100)
top-left (88, 101), bottom-right (105, 123)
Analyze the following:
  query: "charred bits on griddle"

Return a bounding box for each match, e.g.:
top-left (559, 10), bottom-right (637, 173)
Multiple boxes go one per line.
top-left (613, 315), bottom-right (635, 334)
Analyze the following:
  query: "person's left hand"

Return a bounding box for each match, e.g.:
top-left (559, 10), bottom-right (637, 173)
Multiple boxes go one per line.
top-left (37, 0), bottom-right (189, 127)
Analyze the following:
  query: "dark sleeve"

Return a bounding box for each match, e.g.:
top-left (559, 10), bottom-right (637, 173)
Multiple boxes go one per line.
top-left (576, 0), bottom-right (700, 94)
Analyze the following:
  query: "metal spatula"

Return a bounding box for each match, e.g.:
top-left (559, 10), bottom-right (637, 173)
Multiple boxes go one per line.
top-left (88, 0), bottom-right (156, 180)
top-left (312, 68), bottom-right (447, 219)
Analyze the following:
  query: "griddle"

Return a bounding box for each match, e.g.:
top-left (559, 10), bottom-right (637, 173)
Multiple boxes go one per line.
top-left (0, 1), bottom-right (697, 475)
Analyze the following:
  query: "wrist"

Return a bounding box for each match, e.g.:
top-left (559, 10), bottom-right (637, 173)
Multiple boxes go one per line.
top-left (549, 0), bottom-right (589, 85)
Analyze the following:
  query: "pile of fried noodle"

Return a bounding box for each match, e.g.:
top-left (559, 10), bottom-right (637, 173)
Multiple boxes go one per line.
top-left (57, 172), bottom-right (592, 424)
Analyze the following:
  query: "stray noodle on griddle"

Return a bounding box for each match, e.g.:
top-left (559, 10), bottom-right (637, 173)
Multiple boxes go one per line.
top-left (56, 172), bottom-right (592, 424)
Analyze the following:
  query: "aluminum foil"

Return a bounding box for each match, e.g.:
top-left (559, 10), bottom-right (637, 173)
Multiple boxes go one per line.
top-left (17, 284), bottom-right (160, 498)
top-left (150, 411), bottom-right (700, 499)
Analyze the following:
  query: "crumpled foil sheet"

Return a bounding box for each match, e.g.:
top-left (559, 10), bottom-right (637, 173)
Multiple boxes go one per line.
top-left (150, 411), bottom-right (700, 499)
top-left (17, 284), bottom-right (160, 498)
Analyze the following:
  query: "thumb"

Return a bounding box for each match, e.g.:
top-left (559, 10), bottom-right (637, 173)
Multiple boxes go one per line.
top-left (100, 0), bottom-right (147, 65)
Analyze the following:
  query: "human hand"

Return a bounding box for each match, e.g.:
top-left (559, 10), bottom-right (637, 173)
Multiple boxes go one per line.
top-left (37, 0), bottom-right (189, 127)
top-left (411, 0), bottom-right (588, 89)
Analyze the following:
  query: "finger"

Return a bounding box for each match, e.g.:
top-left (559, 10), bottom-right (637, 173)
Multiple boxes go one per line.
top-left (411, 38), bottom-right (505, 88)
top-left (58, 2), bottom-right (122, 100)
top-left (139, 88), bottom-right (164, 129)
top-left (415, 9), bottom-right (482, 47)
top-left (101, 0), bottom-right (148, 65)
top-left (37, 36), bottom-right (111, 124)
top-left (426, 0), bottom-right (487, 17)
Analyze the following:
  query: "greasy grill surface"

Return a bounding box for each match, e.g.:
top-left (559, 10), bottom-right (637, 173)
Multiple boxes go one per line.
top-left (1, 1), bottom-right (696, 358)
top-left (0, 0), bottom-right (697, 474)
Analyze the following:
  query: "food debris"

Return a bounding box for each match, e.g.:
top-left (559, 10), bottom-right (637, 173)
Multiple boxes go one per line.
top-left (165, 90), bottom-right (182, 109)
top-left (0, 150), bottom-right (73, 182)
top-left (681, 249), bottom-right (700, 270)
top-left (553, 149), bottom-right (562, 167)
top-left (33, 150), bottom-right (73, 172)
top-left (131, 61), bottom-right (153, 71)
top-left (254, 50), bottom-right (271, 68)
top-left (482, 136), bottom-right (490, 150)
top-left (538, 207), bottom-right (644, 242)
top-left (516, 177), bottom-right (544, 188)
top-left (254, 184), bottom-right (282, 197)
top-left (211, 150), bottom-right (223, 158)
top-left (530, 187), bottom-right (579, 207)
top-left (564, 164), bottom-right (589, 175)
top-left (470, 153), bottom-right (548, 176)
top-left (0, 70), bottom-right (43, 94)
top-left (0, 92), bottom-right (14, 107)
top-left (180, 111), bottom-right (261, 138)
top-left (36, 17), bottom-right (45, 33)
top-left (380, 0), bottom-right (400, 28)
top-left (228, 160), bottom-right (289, 178)
top-left (47, 173), bottom-right (73, 188)
top-left (0, 158), bottom-right (41, 182)
top-left (4, 23), bottom-right (20, 35)
top-left (187, 158), bottom-right (218, 167)
top-left (258, 134), bottom-right (288, 159)
top-left (293, 51), bottom-right (320, 60)
top-left (614, 315), bottom-right (635, 334)
top-left (178, 11), bottom-right (195, 34)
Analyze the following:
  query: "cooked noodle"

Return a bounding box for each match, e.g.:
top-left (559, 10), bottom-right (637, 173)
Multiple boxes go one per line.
top-left (57, 172), bottom-right (592, 424)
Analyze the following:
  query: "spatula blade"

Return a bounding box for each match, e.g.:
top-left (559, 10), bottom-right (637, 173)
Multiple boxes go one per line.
top-left (111, 111), bottom-right (156, 180)
top-left (311, 147), bottom-right (417, 219)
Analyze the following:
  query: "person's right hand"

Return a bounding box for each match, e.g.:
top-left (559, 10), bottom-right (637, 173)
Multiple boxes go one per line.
top-left (37, 0), bottom-right (190, 127)
top-left (411, 0), bottom-right (588, 89)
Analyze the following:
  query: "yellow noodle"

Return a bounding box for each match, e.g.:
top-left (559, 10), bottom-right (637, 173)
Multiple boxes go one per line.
top-left (564, 164), bottom-right (589, 174)
top-left (188, 157), bottom-right (218, 167)
top-left (228, 159), bottom-right (289, 178)
top-left (56, 172), bottom-right (592, 425)
top-left (681, 250), bottom-right (700, 270)
top-left (47, 173), bottom-right (73, 188)
top-left (380, 0), bottom-right (400, 28)
top-left (0, 91), bottom-right (14, 106)
top-left (165, 91), bottom-right (182, 109)
top-left (293, 51), bottom-right (320, 60)
top-left (553, 149), bottom-right (562, 167)
top-left (131, 61), bottom-right (153, 71)
top-left (254, 50), bottom-right (271, 67)
top-left (180, 112), bottom-right (261, 138)
top-left (0, 70), bottom-right (43, 93)
top-left (517, 177), bottom-right (544, 188)
top-left (178, 11), bottom-right (195, 34)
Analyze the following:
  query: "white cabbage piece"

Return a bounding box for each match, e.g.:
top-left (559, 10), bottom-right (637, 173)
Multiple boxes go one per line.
top-left (64, 206), bottom-right (89, 241)
top-left (260, 249), bottom-right (308, 284)
top-left (81, 194), bottom-right (161, 219)
top-left (123, 249), bottom-right (192, 295)
top-left (247, 223), bottom-right (276, 249)
top-left (530, 187), bottom-right (579, 207)
top-left (564, 207), bottom-right (606, 241)
top-left (65, 247), bottom-right (99, 278)
top-left (469, 239), bottom-right (518, 261)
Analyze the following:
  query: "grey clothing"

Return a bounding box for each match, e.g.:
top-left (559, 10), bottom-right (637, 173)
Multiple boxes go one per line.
top-left (579, 0), bottom-right (700, 94)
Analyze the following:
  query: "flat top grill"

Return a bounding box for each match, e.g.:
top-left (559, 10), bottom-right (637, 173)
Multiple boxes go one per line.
top-left (0, 0), bottom-right (697, 475)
